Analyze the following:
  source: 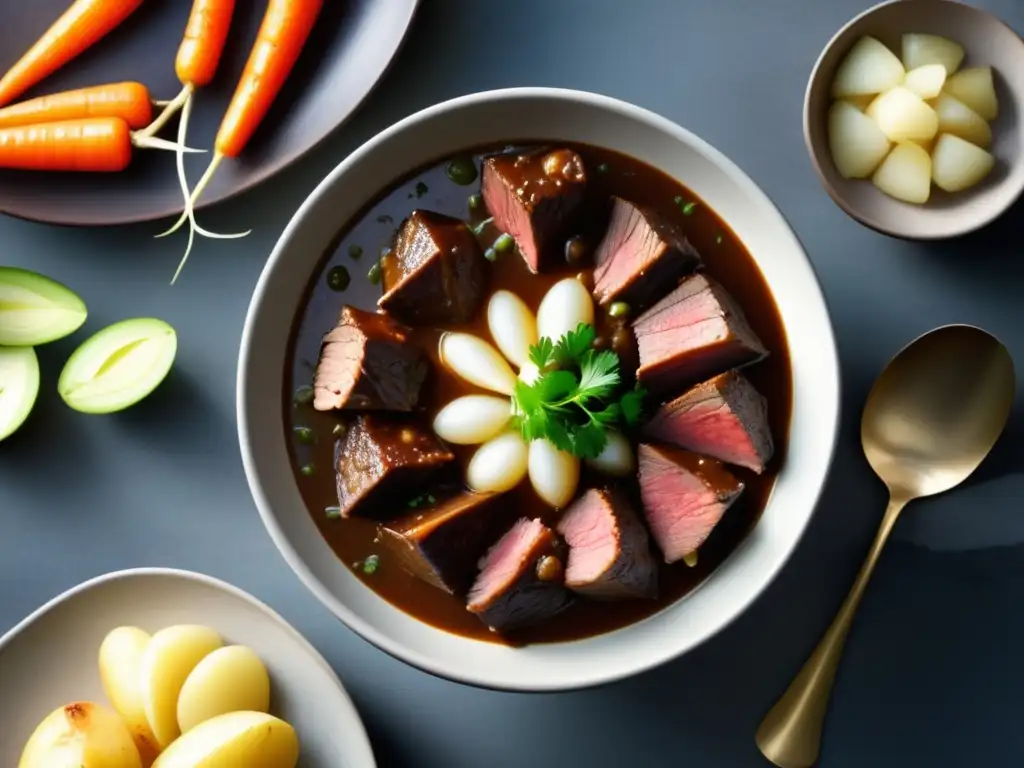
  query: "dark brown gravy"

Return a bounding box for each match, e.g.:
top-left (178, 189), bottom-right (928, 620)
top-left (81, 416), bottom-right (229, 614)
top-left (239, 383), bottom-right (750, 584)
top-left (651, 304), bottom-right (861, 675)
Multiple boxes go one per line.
top-left (284, 143), bottom-right (793, 645)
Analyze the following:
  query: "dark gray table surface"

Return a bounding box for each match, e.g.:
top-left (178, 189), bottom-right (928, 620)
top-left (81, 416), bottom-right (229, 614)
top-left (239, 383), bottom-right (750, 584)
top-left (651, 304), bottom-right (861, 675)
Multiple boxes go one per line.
top-left (1, 1), bottom-right (1022, 765)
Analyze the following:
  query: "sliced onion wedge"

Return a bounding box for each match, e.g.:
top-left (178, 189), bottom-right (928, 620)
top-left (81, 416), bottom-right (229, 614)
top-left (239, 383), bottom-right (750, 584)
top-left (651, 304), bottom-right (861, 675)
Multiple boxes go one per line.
top-left (528, 437), bottom-right (580, 508)
top-left (466, 431), bottom-right (528, 493)
top-left (0, 266), bottom-right (87, 346)
top-left (585, 430), bottom-right (635, 477)
top-left (438, 332), bottom-right (516, 395)
top-left (487, 290), bottom-right (537, 369)
top-left (536, 277), bottom-right (594, 343)
top-left (0, 346), bottom-right (40, 441)
top-left (58, 318), bottom-right (177, 414)
top-left (433, 395), bottom-right (512, 445)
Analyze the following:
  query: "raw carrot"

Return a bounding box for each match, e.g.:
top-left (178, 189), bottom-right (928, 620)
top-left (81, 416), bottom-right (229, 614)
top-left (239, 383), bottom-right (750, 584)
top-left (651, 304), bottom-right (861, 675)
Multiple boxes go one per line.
top-left (0, 82), bottom-right (152, 131)
top-left (0, 0), bottom-right (145, 108)
top-left (160, 0), bottom-right (323, 284)
top-left (0, 116), bottom-right (201, 172)
top-left (136, 0), bottom-right (242, 286)
top-left (176, 0), bottom-right (235, 87)
top-left (215, 0), bottom-right (323, 159)
top-left (136, 0), bottom-right (236, 140)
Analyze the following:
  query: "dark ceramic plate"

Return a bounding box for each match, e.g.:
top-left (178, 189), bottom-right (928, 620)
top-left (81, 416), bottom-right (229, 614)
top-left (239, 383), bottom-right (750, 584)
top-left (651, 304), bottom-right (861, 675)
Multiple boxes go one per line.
top-left (0, 0), bottom-right (420, 226)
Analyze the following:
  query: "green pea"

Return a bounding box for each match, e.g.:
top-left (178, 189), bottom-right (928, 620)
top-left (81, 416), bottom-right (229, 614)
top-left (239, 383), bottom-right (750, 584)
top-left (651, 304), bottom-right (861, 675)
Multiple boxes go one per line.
top-left (608, 301), bottom-right (630, 319)
top-left (564, 236), bottom-right (588, 264)
top-left (367, 262), bottom-right (382, 285)
top-left (483, 247), bottom-right (497, 262)
top-left (715, 234), bottom-right (723, 245)
top-left (362, 554), bottom-right (380, 574)
top-left (493, 233), bottom-right (514, 253)
top-left (326, 265), bottom-right (351, 292)
top-left (468, 193), bottom-right (482, 211)
top-left (446, 156), bottom-right (478, 186)
top-left (293, 385), bottom-right (314, 405)
top-left (293, 425), bottom-right (314, 444)
top-left (300, 463), bottom-right (315, 477)
top-left (325, 506), bottom-right (342, 519)
top-left (682, 201), bottom-right (697, 215)
top-left (673, 195), bottom-right (683, 206)
top-left (348, 244), bottom-right (363, 260)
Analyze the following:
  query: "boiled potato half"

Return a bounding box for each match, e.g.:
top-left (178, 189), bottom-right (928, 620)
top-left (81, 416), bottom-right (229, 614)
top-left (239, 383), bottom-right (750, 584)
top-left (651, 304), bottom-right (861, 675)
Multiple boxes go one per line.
top-left (866, 87), bottom-right (938, 142)
top-left (931, 93), bottom-right (992, 148)
top-left (931, 133), bottom-right (995, 193)
top-left (901, 33), bottom-right (965, 74)
top-left (139, 624), bottom-right (223, 749)
top-left (902, 64), bottom-right (946, 100)
top-left (19, 701), bottom-right (142, 768)
top-left (831, 36), bottom-right (905, 97)
top-left (99, 626), bottom-right (161, 766)
top-left (828, 100), bottom-right (892, 179)
top-left (943, 66), bottom-right (999, 121)
top-left (151, 711), bottom-right (298, 768)
top-left (844, 94), bottom-right (876, 112)
top-left (177, 645), bottom-right (271, 734)
top-left (872, 141), bottom-right (932, 204)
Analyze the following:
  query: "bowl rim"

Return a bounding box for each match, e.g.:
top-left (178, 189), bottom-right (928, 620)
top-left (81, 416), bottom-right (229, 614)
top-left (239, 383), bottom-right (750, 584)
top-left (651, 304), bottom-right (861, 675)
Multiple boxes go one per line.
top-left (0, 567), bottom-right (376, 765)
top-left (802, 0), bottom-right (1024, 240)
top-left (237, 86), bottom-right (842, 691)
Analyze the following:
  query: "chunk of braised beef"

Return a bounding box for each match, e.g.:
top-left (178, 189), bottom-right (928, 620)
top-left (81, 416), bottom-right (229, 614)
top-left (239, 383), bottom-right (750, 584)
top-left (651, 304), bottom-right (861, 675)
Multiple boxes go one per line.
top-left (334, 415), bottom-right (454, 519)
top-left (481, 149), bottom-right (587, 273)
top-left (378, 210), bottom-right (487, 326)
top-left (313, 305), bottom-right (428, 412)
top-left (467, 518), bottom-right (573, 632)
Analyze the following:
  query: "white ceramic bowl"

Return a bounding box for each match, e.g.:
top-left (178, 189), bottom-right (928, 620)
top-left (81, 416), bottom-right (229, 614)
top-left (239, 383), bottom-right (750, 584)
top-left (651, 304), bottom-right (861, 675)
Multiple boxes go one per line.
top-left (0, 568), bottom-right (375, 767)
top-left (238, 87), bottom-right (841, 692)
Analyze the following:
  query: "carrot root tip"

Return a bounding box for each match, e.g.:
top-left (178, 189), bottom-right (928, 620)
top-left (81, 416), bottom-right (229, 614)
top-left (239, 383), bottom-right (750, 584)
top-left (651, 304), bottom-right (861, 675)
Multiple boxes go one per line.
top-left (136, 83), bottom-right (193, 140)
top-left (163, 104), bottom-right (247, 283)
top-left (132, 134), bottom-right (205, 154)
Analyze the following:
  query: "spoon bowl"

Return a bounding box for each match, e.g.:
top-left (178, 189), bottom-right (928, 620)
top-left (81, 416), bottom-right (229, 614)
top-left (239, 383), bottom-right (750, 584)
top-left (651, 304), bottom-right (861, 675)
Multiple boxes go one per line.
top-left (757, 324), bottom-right (1015, 768)
top-left (862, 324), bottom-right (1016, 499)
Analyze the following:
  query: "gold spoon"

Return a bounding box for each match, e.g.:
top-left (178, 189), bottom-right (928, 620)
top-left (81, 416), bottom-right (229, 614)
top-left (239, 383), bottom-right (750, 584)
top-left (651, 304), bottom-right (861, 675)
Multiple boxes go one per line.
top-left (756, 324), bottom-right (1015, 768)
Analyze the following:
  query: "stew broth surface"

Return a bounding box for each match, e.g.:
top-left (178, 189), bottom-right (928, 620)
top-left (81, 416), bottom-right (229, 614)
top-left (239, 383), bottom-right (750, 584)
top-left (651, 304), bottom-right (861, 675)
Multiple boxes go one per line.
top-left (284, 143), bottom-right (793, 645)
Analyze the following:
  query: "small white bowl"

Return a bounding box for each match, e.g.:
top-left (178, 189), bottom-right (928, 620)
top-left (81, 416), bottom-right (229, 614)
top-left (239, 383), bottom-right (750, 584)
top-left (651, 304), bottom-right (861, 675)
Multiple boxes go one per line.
top-left (0, 568), bottom-right (375, 768)
top-left (238, 87), bottom-right (842, 691)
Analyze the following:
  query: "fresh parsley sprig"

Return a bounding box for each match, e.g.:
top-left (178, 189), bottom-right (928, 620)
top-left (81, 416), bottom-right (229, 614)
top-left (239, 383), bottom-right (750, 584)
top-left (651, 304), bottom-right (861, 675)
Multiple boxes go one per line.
top-left (510, 323), bottom-right (647, 459)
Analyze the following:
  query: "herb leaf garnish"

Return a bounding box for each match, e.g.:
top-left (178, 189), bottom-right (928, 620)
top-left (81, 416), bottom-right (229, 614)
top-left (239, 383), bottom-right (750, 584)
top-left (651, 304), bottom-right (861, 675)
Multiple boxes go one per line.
top-left (510, 323), bottom-right (647, 459)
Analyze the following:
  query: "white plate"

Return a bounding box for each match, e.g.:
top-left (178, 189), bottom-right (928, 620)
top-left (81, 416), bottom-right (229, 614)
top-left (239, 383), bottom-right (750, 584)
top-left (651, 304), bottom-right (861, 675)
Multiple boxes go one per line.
top-left (0, 568), bottom-right (375, 768)
top-left (238, 87), bottom-right (842, 691)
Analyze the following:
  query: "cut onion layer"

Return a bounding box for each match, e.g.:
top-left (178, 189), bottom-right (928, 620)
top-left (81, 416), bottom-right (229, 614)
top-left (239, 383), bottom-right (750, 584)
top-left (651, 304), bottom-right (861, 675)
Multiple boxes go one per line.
top-left (0, 345), bottom-right (39, 441)
top-left (0, 266), bottom-right (87, 346)
top-left (58, 318), bottom-right (177, 414)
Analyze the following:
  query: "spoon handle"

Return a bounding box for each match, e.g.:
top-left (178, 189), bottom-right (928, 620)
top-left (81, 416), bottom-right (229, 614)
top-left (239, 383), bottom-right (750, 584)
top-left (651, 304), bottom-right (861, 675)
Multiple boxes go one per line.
top-left (755, 496), bottom-right (907, 768)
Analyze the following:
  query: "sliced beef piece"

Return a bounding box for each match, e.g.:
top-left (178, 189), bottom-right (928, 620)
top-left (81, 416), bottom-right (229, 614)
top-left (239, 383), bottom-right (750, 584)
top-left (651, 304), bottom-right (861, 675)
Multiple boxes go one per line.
top-left (334, 415), bottom-right (454, 519)
top-left (643, 370), bottom-right (774, 474)
top-left (637, 443), bottom-right (745, 564)
top-left (467, 517), bottom-right (573, 632)
top-left (592, 196), bottom-right (702, 310)
top-left (378, 210), bottom-right (486, 326)
top-left (379, 491), bottom-right (515, 595)
top-left (556, 488), bottom-right (658, 600)
top-left (312, 306), bottom-right (428, 412)
top-left (632, 274), bottom-right (768, 397)
top-left (481, 148), bottom-right (586, 273)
